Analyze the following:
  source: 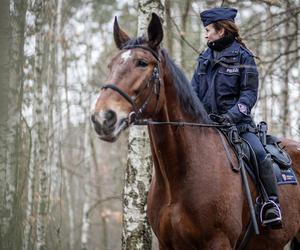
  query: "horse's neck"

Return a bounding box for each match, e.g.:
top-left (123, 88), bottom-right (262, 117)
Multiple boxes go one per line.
top-left (148, 73), bottom-right (208, 201)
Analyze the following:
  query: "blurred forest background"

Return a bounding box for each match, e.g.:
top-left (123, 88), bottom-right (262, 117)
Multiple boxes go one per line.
top-left (0, 0), bottom-right (300, 249)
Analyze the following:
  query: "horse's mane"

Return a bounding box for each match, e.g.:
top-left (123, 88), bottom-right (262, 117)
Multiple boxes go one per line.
top-left (124, 37), bottom-right (210, 123)
top-left (160, 49), bottom-right (210, 123)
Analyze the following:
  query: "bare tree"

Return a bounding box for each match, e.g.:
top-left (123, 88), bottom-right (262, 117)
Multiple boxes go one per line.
top-left (165, 0), bottom-right (173, 55)
top-left (32, 1), bottom-right (52, 248)
top-left (0, 0), bottom-right (11, 247)
top-left (179, 0), bottom-right (192, 71)
top-left (0, 0), bottom-right (27, 249)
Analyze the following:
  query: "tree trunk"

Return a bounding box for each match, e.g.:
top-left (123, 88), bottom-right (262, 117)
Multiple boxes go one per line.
top-left (0, 0), bottom-right (11, 247)
top-left (63, 169), bottom-right (75, 250)
top-left (281, 1), bottom-right (291, 137)
top-left (122, 2), bottom-right (163, 250)
top-left (0, 0), bottom-right (27, 249)
top-left (297, 0), bottom-right (300, 141)
top-left (33, 1), bottom-right (50, 249)
top-left (61, 16), bottom-right (75, 248)
top-left (179, 0), bottom-right (191, 71)
top-left (80, 41), bottom-right (93, 250)
top-left (80, 111), bottom-right (92, 250)
top-left (23, 126), bottom-right (36, 250)
top-left (6, 0), bottom-right (27, 236)
top-left (165, 0), bottom-right (173, 55)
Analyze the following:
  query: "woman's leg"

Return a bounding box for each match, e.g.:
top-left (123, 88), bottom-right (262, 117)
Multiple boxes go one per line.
top-left (240, 132), bottom-right (282, 228)
top-left (240, 132), bottom-right (266, 163)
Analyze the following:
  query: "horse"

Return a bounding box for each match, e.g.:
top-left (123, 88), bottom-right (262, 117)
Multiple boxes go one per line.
top-left (91, 13), bottom-right (300, 250)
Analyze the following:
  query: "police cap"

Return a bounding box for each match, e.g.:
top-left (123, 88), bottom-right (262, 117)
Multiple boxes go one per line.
top-left (200, 7), bottom-right (237, 27)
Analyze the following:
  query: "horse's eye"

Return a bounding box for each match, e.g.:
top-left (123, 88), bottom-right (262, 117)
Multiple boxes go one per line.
top-left (136, 60), bottom-right (148, 68)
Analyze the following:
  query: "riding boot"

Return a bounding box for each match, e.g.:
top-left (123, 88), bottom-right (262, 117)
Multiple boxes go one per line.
top-left (259, 154), bottom-right (282, 229)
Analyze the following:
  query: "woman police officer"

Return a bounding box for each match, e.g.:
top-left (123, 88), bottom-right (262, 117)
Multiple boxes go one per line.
top-left (191, 7), bottom-right (282, 228)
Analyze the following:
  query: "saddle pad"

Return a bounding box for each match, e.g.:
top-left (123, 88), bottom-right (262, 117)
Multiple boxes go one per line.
top-left (273, 162), bottom-right (298, 185)
top-left (244, 161), bottom-right (298, 186)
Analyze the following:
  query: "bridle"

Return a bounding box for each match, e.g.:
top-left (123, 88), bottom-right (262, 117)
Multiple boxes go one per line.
top-left (101, 45), bottom-right (232, 129)
top-left (101, 45), bottom-right (162, 123)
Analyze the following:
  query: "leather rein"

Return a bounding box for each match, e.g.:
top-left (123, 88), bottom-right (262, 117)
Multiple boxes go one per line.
top-left (101, 45), bottom-right (233, 129)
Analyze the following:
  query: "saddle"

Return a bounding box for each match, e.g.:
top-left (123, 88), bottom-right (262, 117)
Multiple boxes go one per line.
top-left (222, 122), bottom-right (297, 186)
top-left (265, 135), bottom-right (297, 185)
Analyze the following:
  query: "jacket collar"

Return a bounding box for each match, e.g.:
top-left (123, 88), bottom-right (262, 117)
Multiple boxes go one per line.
top-left (200, 40), bottom-right (240, 60)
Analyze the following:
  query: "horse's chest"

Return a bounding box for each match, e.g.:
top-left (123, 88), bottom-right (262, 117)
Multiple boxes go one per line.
top-left (150, 203), bottom-right (200, 248)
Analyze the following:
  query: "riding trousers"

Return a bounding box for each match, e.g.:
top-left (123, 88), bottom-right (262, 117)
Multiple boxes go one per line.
top-left (240, 132), bottom-right (267, 163)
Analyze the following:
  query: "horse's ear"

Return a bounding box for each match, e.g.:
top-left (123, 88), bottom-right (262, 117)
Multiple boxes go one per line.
top-left (114, 16), bottom-right (130, 49)
top-left (147, 13), bottom-right (163, 50)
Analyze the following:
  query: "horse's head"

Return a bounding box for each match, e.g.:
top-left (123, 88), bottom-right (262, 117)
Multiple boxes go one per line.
top-left (91, 13), bottom-right (164, 142)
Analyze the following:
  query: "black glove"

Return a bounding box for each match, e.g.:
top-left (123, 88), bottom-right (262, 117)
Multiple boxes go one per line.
top-left (209, 113), bottom-right (232, 124)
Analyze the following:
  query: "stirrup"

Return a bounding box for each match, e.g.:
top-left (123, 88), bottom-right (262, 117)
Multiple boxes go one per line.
top-left (260, 200), bottom-right (282, 227)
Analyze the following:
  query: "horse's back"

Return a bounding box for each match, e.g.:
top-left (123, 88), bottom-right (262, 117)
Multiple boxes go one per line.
top-left (281, 138), bottom-right (300, 164)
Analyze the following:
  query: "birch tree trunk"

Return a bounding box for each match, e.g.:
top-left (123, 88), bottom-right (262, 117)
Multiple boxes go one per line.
top-left (61, 20), bottom-right (75, 250)
top-left (23, 125), bottom-right (36, 250)
top-left (48, 0), bottom-right (62, 217)
top-left (122, 1), bottom-right (164, 249)
top-left (80, 108), bottom-right (93, 250)
top-left (80, 125), bottom-right (92, 250)
top-left (80, 41), bottom-right (93, 250)
top-left (165, 0), bottom-right (173, 55)
top-left (33, 1), bottom-right (50, 249)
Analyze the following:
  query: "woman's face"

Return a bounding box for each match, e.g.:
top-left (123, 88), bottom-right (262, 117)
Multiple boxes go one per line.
top-left (205, 24), bottom-right (224, 42)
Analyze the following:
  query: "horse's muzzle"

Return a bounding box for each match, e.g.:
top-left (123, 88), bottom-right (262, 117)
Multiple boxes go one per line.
top-left (91, 109), bottom-right (128, 142)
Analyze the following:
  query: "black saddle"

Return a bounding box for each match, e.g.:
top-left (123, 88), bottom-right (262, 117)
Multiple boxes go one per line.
top-left (240, 134), bottom-right (292, 171)
top-left (265, 135), bottom-right (292, 169)
top-left (221, 122), bottom-right (298, 185)
top-left (223, 126), bottom-right (297, 186)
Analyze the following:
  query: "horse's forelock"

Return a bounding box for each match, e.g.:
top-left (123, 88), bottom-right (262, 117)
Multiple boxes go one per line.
top-left (122, 36), bottom-right (147, 48)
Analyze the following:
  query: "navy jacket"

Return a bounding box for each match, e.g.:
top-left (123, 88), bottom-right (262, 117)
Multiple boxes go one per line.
top-left (191, 41), bottom-right (258, 124)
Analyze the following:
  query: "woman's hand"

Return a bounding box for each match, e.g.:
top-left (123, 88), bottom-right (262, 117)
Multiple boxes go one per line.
top-left (209, 113), bottom-right (232, 124)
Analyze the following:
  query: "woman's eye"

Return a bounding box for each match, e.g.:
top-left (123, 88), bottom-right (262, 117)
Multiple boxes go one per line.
top-left (136, 60), bottom-right (148, 68)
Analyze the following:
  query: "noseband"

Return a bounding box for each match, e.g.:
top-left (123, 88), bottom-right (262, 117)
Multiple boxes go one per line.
top-left (101, 45), bottom-right (161, 122)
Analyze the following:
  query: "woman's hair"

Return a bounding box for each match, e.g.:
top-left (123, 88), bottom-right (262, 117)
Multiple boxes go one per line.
top-left (213, 20), bottom-right (248, 50)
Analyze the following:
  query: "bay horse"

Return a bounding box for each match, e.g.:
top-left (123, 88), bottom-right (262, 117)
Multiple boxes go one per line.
top-left (91, 13), bottom-right (300, 249)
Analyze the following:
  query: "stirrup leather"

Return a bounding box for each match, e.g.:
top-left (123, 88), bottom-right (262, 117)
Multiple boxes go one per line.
top-left (260, 200), bottom-right (282, 225)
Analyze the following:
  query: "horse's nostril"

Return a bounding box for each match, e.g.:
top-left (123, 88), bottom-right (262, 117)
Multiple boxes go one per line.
top-left (105, 110), bottom-right (117, 124)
